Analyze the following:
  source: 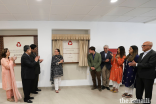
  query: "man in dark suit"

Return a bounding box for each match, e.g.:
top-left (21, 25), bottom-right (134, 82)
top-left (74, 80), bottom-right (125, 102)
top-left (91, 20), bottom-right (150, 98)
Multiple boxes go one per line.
top-left (100, 45), bottom-right (112, 90)
top-left (30, 44), bottom-right (43, 94)
top-left (21, 45), bottom-right (39, 103)
top-left (129, 41), bottom-right (156, 104)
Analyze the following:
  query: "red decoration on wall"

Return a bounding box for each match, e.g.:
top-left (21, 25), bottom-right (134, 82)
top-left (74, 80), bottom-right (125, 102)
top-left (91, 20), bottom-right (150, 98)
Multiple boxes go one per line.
top-left (16, 42), bottom-right (21, 47)
top-left (109, 49), bottom-right (117, 55)
top-left (68, 41), bottom-right (73, 45)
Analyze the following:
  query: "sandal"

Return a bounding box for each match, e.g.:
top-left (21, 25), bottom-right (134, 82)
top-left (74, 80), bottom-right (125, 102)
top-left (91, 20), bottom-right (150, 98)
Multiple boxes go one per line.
top-left (7, 98), bottom-right (14, 102)
top-left (125, 94), bottom-right (133, 98)
top-left (113, 89), bottom-right (118, 93)
top-left (110, 88), bottom-right (115, 92)
top-left (122, 93), bottom-right (128, 97)
top-left (55, 90), bottom-right (59, 93)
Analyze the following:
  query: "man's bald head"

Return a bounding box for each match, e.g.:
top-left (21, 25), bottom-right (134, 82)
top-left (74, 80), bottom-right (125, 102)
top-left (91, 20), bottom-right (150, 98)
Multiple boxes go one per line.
top-left (142, 41), bottom-right (153, 52)
top-left (144, 41), bottom-right (153, 46)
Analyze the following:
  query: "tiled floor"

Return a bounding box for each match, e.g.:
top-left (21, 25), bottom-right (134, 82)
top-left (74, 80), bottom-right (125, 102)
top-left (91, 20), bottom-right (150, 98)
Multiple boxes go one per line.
top-left (0, 85), bottom-right (156, 104)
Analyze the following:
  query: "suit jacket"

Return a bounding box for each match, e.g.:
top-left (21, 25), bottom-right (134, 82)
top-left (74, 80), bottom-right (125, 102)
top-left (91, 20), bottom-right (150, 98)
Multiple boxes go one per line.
top-left (137, 49), bottom-right (156, 79)
top-left (30, 52), bottom-right (40, 74)
top-left (100, 51), bottom-right (112, 70)
top-left (21, 53), bottom-right (37, 79)
top-left (87, 52), bottom-right (101, 72)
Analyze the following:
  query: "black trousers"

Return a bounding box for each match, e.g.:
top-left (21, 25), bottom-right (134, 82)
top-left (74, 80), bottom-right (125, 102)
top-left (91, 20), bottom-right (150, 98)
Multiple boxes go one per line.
top-left (136, 76), bottom-right (154, 103)
top-left (22, 79), bottom-right (32, 101)
top-left (31, 74), bottom-right (39, 92)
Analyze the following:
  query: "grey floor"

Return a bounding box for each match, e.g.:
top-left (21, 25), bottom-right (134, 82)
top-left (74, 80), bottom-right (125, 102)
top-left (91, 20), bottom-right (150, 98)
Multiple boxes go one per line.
top-left (0, 85), bottom-right (156, 104)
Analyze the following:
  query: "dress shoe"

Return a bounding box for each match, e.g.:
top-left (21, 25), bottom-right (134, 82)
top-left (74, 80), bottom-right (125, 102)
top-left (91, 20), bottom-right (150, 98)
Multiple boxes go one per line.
top-left (24, 99), bottom-right (33, 103)
top-left (36, 89), bottom-right (41, 91)
top-left (106, 87), bottom-right (110, 90)
top-left (98, 88), bottom-right (102, 92)
top-left (101, 86), bottom-right (106, 90)
top-left (91, 87), bottom-right (97, 90)
top-left (31, 92), bottom-right (38, 94)
top-left (29, 97), bottom-right (34, 99)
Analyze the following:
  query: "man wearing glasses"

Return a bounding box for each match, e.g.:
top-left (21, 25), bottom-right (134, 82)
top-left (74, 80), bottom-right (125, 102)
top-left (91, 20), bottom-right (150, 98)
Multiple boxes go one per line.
top-left (100, 45), bottom-right (112, 90)
top-left (129, 41), bottom-right (156, 104)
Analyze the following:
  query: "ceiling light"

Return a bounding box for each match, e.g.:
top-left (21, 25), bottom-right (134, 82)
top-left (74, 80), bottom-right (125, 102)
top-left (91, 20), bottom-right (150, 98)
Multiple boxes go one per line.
top-left (36, 0), bottom-right (42, 1)
top-left (111, 0), bottom-right (118, 3)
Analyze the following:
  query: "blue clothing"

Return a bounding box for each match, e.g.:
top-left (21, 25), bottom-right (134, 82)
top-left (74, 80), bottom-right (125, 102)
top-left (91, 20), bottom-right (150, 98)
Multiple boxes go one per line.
top-left (100, 51), bottom-right (112, 70)
top-left (122, 55), bottom-right (139, 88)
top-left (92, 52), bottom-right (96, 60)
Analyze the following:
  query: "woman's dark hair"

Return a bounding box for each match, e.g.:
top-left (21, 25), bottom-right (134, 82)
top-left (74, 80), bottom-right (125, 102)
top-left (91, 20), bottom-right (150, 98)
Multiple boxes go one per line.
top-left (126, 45), bottom-right (138, 61)
top-left (30, 44), bottom-right (37, 50)
top-left (117, 46), bottom-right (125, 58)
top-left (55, 49), bottom-right (60, 54)
top-left (89, 46), bottom-right (95, 51)
top-left (1, 48), bottom-right (8, 58)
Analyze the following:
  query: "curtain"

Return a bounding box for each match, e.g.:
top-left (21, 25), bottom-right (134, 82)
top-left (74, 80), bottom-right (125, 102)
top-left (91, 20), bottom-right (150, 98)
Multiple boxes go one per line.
top-left (52, 34), bottom-right (90, 40)
top-left (52, 40), bottom-right (63, 56)
top-left (52, 34), bottom-right (90, 66)
top-left (79, 40), bottom-right (88, 66)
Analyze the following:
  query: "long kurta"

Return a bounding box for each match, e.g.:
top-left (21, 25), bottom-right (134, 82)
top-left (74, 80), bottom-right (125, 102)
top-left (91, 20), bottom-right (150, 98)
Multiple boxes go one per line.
top-left (122, 55), bottom-right (139, 88)
top-left (109, 55), bottom-right (126, 84)
top-left (1, 58), bottom-right (12, 91)
top-left (1, 58), bottom-right (22, 102)
top-left (50, 55), bottom-right (64, 84)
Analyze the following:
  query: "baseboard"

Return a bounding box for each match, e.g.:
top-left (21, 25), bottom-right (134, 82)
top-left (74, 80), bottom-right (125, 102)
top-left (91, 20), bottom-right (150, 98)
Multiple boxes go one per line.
top-left (0, 79), bottom-right (156, 88)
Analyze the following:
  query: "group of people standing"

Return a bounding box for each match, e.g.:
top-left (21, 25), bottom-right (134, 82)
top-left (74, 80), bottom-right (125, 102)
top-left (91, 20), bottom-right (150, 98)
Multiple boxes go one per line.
top-left (1, 44), bottom-right (43, 103)
top-left (1, 41), bottom-right (156, 104)
top-left (88, 41), bottom-right (156, 104)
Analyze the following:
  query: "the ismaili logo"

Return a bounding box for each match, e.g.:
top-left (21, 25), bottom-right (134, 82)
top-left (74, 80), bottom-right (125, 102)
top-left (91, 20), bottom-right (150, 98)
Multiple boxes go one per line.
top-left (16, 42), bottom-right (21, 47)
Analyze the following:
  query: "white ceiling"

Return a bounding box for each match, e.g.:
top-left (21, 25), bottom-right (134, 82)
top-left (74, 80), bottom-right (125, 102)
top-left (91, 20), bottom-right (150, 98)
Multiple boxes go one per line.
top-left (0, 0), bottom-right (156, 23)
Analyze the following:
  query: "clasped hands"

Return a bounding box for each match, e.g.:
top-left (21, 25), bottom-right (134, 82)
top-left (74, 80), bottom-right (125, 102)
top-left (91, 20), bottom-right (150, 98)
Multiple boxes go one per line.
top-left (34, 56), bottom-right (43, 63)
top-left (10, 56), bottom-right (17, 61)
top-left (91, 67), bottom-right (95, 70)
top-left (128, 60), bottom-right (137, 66)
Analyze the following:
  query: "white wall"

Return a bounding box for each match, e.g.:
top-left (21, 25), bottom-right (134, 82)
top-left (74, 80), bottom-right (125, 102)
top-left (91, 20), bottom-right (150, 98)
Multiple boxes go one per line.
top-left (0, 21), bottom-right (156, 88)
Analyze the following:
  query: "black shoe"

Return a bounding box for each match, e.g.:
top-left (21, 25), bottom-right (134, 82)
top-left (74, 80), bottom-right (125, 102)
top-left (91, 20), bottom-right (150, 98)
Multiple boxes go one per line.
top-left (106, 87), bottom-right (110, 90)
top-left (24, 99), bottom-right (33, 103)
top-left (31, 92), bottom-right (38, 94)
top-left (29, 97), bottom-right (34, 99)
top-left (98, 88), bottom-right (102, 92)
top-left (91, 87), bottom-right (97, 90)
top-left (36, 89), bottom-right (41, 91)
top-left (101, 86), bottom-right (106, 90)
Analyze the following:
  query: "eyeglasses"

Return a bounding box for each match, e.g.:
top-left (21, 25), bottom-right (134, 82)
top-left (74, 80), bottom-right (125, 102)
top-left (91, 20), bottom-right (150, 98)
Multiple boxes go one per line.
top-left (142, 45), bottom-right (151, 47)
top-left (104, 48), bottom-right (108, 49)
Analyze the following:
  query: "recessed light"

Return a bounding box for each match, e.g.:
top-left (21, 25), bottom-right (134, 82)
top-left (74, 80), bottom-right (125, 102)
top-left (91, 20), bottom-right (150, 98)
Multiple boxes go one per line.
top-left (36, 0), bottom-right (42, 1)
top-left (111, 0), bottom-right (118, 3)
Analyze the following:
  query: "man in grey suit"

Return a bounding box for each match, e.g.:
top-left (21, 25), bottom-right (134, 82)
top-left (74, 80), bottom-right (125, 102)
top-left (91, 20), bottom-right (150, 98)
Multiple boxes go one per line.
top-left (100, 45), bottom-right (112, 90)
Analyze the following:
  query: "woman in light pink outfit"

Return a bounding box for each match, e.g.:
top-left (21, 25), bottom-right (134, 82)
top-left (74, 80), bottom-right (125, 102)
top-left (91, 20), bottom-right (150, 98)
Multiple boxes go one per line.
top-left (1, 48), bottom-right (22, 102)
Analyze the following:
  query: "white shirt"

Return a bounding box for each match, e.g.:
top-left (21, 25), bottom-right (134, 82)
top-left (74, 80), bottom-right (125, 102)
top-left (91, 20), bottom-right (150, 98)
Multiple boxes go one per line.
top-left (142, 49), bottom-right (152, 59)
top-left (105, 52), bottom-right (108, 58)
top-left (136, 49), bottom-right (152, 66)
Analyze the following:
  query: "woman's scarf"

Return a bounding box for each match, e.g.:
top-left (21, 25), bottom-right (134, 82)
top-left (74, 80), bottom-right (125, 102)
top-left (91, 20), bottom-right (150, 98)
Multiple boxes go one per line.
top-left (9, 60), bottom-right (22, 102)
top-left (50, 55), bottom-right (62, 84)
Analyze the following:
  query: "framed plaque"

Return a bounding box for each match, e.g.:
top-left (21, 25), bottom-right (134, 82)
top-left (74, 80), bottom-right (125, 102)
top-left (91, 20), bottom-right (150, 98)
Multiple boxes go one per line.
top-left (63, 40), bottom-right (79, 62)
